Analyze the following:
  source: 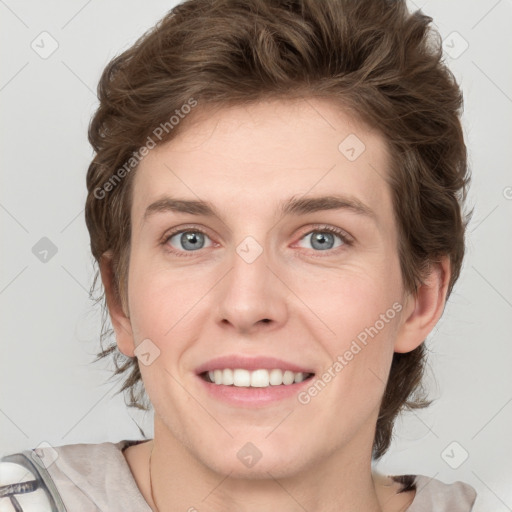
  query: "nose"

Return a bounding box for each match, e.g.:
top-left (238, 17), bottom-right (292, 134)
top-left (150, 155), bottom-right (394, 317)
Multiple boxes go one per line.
top-left (214, 238), bottom-right (288, 335)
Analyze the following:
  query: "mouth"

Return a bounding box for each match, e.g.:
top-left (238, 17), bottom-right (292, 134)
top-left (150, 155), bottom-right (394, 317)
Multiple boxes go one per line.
top-left (199, 368), bottom-right (315, 387)
top-left (194, 355), bottom-right (316, 406)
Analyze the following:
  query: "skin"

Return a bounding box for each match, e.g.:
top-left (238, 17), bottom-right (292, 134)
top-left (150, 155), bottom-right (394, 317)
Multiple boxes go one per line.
top-left (100, 97), bottom-right (451, 512)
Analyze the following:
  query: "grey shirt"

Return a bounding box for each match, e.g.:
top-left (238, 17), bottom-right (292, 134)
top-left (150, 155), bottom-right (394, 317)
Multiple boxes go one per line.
top-left (0, 440), bottom-right (477, 511)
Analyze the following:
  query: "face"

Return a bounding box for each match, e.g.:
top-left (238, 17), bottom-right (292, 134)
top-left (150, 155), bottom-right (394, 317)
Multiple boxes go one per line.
top-left (119, 98), bottom-right (414, 477)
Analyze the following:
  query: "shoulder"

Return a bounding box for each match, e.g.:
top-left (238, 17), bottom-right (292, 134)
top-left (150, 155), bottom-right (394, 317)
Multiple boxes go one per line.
top-left (1, 439), bottom-right (150, 512)
top-left (389, 473), bottom-right (478, 512)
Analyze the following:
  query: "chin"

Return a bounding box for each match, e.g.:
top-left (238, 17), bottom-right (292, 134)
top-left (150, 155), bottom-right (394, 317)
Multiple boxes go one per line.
top-left (196, 441), bottom-right (313, 480)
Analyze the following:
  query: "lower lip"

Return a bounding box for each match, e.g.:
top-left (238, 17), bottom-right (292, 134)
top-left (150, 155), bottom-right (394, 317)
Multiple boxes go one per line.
top-left (196, 374), bottom-right (314, 407)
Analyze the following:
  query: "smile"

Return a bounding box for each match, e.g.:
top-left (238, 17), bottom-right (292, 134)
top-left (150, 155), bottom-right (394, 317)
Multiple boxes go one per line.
top-left (201, 368), bottom-right (315, 387)
top-left (195, 355), bottom-right (317, 406)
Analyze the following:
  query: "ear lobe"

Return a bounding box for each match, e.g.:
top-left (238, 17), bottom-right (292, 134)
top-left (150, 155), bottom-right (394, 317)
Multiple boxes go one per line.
top-left (99, 251), bottom-right (135, 358)
top-left (394, 256), bottom-right (451, 354)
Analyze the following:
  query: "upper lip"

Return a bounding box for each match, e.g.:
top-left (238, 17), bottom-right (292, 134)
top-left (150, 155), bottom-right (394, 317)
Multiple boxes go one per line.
top-left (195, 355), bottom-right (315, 375)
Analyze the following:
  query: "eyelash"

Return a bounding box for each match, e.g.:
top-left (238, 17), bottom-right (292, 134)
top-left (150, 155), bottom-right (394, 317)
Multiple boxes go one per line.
top-left (161, 224), bottom-right (354, 258)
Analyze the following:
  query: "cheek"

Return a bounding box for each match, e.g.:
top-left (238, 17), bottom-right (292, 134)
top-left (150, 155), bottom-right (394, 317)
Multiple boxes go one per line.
top-left (294, 267), bottom-right (400, 396)
top-left (294, 263), bottom-right (401, 338)
top-left (127, 256), bottom-right (204, 340)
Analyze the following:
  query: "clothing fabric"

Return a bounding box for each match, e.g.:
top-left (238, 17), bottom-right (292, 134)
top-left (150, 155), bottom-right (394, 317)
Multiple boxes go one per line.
top-left (0, 440), bottom-right (477, 511)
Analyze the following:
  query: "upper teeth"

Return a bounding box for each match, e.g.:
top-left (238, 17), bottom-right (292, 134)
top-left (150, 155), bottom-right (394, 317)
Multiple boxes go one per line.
top-left (207, 369), bottom-right (310, 387)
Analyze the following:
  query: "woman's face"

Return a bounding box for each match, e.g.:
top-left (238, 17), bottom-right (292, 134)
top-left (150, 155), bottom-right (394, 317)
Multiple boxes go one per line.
top-left (121, 98), bottom-right (413, 477)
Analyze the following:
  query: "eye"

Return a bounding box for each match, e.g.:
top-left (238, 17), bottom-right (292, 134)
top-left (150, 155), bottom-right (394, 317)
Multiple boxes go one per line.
top-left (164, 228), bottom-right (214, 254)
top-left (296, 226), bottom-right (352, 252)
top-left (161, 224), bottom-right (353, 257)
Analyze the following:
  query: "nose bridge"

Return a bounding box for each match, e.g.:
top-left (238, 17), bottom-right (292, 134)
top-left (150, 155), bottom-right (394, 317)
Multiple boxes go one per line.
top-left (215, 233), bottom-right (287, 330)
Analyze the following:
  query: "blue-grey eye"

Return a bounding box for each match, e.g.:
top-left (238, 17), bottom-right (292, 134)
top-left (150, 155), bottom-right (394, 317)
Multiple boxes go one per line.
top-left (168, 231), bottom-right (213, 251)
top-left (299, 230), bottom-right (346, 251)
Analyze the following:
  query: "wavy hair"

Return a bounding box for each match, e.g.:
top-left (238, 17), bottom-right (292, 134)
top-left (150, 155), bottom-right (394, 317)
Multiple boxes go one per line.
top-left (85, 0), bottom-right (471, 460)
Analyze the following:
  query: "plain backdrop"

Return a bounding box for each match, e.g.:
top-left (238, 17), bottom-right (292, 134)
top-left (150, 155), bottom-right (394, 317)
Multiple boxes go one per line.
top-left (1, 1), bottom-right (511, 510)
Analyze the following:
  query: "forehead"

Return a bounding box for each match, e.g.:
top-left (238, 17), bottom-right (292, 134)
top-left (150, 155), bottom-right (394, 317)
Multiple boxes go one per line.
top-left (131, 98), bottom-right (393, 229)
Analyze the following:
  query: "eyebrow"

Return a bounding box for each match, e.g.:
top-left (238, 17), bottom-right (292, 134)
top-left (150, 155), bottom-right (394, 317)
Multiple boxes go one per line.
top-left (143, 194), bottom-right (376, 224)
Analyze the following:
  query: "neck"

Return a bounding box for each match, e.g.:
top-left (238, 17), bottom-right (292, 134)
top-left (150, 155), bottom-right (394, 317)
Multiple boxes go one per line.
top-left (148, 417), bottom-right (384, 512)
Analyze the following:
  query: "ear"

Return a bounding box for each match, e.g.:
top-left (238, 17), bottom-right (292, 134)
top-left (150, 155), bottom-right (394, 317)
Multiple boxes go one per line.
top-left (394, 256), bottom-right (451, 353)
top-left (99, 251), bottom-right (136, 358)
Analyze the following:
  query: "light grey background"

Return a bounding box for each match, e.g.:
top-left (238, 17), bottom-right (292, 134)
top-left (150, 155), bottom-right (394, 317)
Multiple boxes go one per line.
top-left (1, 1), bottom-right (511, 510)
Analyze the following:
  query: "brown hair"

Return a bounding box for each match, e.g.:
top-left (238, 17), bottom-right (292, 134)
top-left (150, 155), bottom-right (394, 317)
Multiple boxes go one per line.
top-left (85, 0), bottom-right (471, 460)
